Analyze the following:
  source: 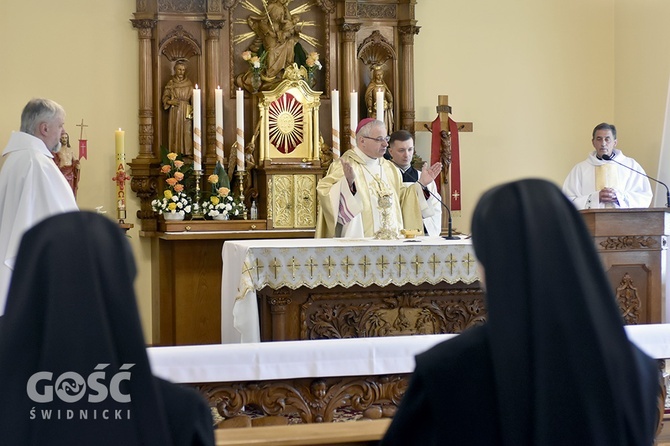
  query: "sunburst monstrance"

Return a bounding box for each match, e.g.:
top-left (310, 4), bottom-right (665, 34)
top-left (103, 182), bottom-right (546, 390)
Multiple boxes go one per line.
top-left (257, 65), bottom-right (321, 163)
top-left (268, 92), bottom-right (304, 154)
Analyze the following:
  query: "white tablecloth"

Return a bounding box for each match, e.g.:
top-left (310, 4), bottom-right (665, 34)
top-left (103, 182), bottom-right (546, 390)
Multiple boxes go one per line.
top-left (221, 236), bottom-right (478, 343)
top-left (149, 324), bottom-right (670, 384)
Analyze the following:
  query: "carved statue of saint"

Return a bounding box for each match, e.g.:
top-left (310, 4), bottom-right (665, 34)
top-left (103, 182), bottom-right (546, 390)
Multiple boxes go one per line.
top-left (53, 132), bottom-right (80, 198)
top-left (237, 0), bottom-right (303, 92)
top-left (162, 60), bottom-right (193, 155)
top-left (365, 64), bottom-right (394, 134)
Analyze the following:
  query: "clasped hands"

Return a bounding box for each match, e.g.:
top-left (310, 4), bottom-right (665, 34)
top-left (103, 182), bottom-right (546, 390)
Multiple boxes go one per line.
top-left (599, 187), bottom-right (619, 204)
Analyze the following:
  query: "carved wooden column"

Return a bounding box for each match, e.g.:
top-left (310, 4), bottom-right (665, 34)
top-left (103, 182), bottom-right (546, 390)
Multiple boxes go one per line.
top-left (398, 24), bottom-right (420, 133)
top-left (130, 18), bottom-right (159, 232)
top-left (204, 19), bottom-right (224, 171)
top-left (269, 293), bottom-right (292, 342)
top-left (338, 21), bottom-right (360, 152)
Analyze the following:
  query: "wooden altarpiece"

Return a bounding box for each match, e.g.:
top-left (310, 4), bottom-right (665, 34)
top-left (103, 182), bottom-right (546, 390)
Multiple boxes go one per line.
top-left (128, 0), bottom-right (423, 345)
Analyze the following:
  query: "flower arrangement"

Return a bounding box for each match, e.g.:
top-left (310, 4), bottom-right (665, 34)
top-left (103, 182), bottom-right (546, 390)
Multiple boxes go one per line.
top-left (242, 50), bottom-right (266, 75)
top-left (304, 52), bottom-right (322, 75)
top-left (202, 174), bottom-right (245, 220)
top-left (151, 151), bottom-right (193, 217)
top-left (303, 52), bottom-right (322, 88)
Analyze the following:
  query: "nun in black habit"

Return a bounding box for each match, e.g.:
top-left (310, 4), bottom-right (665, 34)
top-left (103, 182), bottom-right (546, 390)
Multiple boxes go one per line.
top-left (0, 211), bottom-right (214, 446)
top-left (380, 178), bottom-right (659, 446)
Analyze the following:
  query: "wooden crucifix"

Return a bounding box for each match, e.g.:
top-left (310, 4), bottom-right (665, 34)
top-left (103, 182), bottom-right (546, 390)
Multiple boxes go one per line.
top-left (414, 95), bottom-right (473, 232)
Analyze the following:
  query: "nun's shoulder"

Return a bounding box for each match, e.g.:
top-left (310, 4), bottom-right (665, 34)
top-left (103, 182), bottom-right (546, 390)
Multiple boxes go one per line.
top-left (155, 378), bottom-right (215, 446)
top-left (416, 325), bottom-right (489, 369)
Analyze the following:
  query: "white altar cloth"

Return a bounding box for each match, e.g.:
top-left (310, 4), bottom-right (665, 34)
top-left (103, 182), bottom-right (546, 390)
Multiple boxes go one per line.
top-left (148, 324), bottom-right (670, 384)
top-left (221, 236), bottom-right (478, 343)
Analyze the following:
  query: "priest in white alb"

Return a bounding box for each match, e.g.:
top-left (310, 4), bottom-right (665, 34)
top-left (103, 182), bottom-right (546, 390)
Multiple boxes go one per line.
top-left (316, 118), bottom-right (441, 238)
top-left (563, 122), bottom-right (652, 209)
top-left (0, 98), bottom-right (78, 315)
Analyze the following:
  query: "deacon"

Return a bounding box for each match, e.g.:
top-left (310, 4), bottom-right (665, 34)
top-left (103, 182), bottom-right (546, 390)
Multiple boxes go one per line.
top-left (563, 122), bottom-right (652, 209)
top-left (0, 98), bottom-right (78, 315)
top-left (316, 118), bottom-right (441, 238)
top-left (387, 129), bottom-right (442, 236)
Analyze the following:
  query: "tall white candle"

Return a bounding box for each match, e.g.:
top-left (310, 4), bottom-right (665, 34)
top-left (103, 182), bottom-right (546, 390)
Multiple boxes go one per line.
top-left (376, 90), bottom-right (384, 127)
top-left (236, 88), bottom-right (245, 172)
top-left (331, 89), bottom-right (340, 159)
top-left (192, 84), bottom-right (202, 171)
top-left (215, 86), bottom-right (224, 164)
top-left (350, 90), bottom-right (358, 149)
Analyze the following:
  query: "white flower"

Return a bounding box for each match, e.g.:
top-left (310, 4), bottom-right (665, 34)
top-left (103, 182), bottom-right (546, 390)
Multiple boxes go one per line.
top-left (315, 60), bottom-right (322, 70)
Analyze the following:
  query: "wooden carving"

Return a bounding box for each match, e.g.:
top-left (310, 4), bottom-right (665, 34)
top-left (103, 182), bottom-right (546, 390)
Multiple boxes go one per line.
top-left (600, 236), bottom-right (658, 250)
top-left (201, 374), bottom-right (408, 425)
top-left (615, 272), bottom-right (641, 324)
top-left (301, 289), bottom-right (486, 339)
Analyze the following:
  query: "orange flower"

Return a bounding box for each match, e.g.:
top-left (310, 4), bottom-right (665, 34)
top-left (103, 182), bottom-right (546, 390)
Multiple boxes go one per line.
top-left (174, 160), bottom-right (184, 169)
top-left (161, 165), bottom-right (171, 174)
top-left (173, 184), bottom-right (184, 193)
top-left (173, 172), bottom-right (184, 181)
top-left (218, 187), bottom-right (230, 196)
top-left (208, 174), bottom-right (219, 184)
top-left (166, 178), bottom-right (178, 187)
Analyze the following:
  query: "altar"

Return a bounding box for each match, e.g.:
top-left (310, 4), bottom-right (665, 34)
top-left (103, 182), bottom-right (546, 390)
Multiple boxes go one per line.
top-left (221, 236), bottom-right (483, 343)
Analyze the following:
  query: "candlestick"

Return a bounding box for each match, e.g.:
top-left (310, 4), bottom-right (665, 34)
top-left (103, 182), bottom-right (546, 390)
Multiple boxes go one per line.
top-left (236, 88), bottom-right (245, 172)
top-left (376, 90), bottom-right (384, 126)
top-left (350, 90), bottom-right (358, 150)
top-left (331, 89), bottom-right (340, 159)
top-left (215, 86), bottom-right (224, 164)
top-left (112, 128), bottom-right (129, 223)
top-left (192, 85), bottom-right (202, 171)
top-left (191, 170), bottom-right (204, 219)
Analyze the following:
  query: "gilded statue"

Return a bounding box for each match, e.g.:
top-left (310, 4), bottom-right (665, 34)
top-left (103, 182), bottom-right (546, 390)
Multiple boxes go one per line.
top-left (236, 0), bottom-right (303, 92)
top-left (365, 64), bottom-right (394, 134)
top-left (162, 60), bottom-right (193, 155)
top-left (53, 132), bottom-right (80, 198)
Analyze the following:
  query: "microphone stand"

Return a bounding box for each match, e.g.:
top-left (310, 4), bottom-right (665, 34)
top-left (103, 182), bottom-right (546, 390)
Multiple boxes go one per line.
top-left (601, 154), bottom-right (670, 207)
top-left (420, 183), bottom-right (459, 240)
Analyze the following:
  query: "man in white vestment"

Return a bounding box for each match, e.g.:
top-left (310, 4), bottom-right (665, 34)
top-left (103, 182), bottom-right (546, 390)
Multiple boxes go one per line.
top-left (0, 98), bottom-right (78, 315)
top-left (562, 122), bottom-right (652, 209)
top-left (387, 130), bottom-right (442, 237)
top-left (316, 118), bottom-right (441, 238)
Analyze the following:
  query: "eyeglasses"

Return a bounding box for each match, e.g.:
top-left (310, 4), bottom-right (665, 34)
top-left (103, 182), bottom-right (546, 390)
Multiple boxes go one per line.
top-left (362, 135), bottom-right (391, 144)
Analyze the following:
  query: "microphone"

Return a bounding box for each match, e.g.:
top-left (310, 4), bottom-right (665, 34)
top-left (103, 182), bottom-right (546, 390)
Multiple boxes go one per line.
top-left (601, 154), bottom-right (670, 208)
top-left (419, 182), bottom-right (459, 240)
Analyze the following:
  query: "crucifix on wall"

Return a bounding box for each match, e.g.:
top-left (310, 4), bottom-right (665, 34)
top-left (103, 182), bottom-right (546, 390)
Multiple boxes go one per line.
top-left (415, 95), bottom-right (473, 232)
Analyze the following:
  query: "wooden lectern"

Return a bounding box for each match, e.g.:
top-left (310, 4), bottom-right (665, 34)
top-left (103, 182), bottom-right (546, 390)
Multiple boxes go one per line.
top-left (580, 208), bottom-right (670, 324)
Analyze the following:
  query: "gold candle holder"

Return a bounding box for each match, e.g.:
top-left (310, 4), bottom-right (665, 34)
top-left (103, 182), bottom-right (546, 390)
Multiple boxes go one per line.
top-left (191, 169), bottom-right (204, 219)
top-left (236, 170), bottom-right (248, 219)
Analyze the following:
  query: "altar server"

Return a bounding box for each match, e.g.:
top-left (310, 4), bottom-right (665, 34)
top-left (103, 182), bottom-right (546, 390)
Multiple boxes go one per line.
top-left (387, 129), bottom-right (442, 236)
top-left (381, 179), bottom-right (659, 446)
top-left (0, 211), bottom-right (214, 445)
top-left (0, 98), bottom-right (78, 316)
top-left (563, 122), bottom-right (652, 209)
top-left (316, 118), bottom-right (441, 238)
